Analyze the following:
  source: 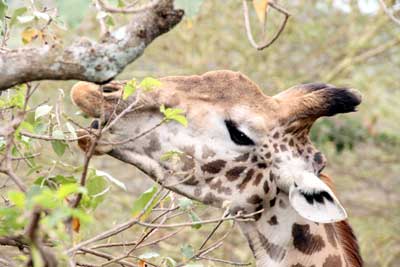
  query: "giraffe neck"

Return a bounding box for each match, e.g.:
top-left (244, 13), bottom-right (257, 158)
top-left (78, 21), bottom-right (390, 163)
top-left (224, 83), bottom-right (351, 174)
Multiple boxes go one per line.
top-left (238, 192), bottom-right (349, 267)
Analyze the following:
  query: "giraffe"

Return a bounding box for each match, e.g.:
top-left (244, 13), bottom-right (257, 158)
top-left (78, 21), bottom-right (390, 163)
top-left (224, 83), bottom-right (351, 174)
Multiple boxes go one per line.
top-left (70, 70), bottom-right (363, 267)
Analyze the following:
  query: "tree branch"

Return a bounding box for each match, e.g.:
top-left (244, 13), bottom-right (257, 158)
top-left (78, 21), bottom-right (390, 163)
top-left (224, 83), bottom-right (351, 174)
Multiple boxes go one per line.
top-left (0, 0), bottom-right (183, 91)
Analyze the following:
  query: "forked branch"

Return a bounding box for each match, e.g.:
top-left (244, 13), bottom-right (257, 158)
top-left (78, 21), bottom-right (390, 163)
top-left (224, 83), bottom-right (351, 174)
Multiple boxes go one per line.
top-left (242, 0), bottom-right (290, 50)
top-left (0, 0), bottom-right (183, 91)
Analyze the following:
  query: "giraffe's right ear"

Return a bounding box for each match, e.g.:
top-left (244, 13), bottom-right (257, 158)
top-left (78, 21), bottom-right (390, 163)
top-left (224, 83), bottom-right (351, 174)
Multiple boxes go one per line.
top-left (274, 83), bottom-right (362, 121)
top-left (288, 172), bottom-right (347, 223)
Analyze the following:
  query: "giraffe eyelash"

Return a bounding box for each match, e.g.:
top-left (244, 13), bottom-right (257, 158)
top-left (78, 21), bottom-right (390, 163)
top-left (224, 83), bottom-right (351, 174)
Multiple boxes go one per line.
top-left (224, 120), bottom-right (255, 146)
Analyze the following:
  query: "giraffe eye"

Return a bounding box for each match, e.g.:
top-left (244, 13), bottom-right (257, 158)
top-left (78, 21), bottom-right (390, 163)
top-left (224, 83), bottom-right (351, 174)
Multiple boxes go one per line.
top-left (224, 120), bottom-right (255, 146)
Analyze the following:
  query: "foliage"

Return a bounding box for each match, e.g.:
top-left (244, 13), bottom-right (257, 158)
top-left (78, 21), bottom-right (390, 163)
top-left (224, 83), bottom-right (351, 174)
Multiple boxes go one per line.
top-left (0, 1), bottom-right (399, 267)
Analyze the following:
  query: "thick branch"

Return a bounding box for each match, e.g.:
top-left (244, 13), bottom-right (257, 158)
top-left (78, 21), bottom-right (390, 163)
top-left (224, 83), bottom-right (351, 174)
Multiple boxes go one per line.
top-left (0, 0), bottom-right (183, 91)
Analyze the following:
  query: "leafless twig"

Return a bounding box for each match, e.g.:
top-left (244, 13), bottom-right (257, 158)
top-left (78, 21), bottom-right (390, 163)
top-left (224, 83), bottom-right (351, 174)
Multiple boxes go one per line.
top-left (242, 0), bottom-right (290, 50)
top-left (378, 0), bottom-right (400, 25)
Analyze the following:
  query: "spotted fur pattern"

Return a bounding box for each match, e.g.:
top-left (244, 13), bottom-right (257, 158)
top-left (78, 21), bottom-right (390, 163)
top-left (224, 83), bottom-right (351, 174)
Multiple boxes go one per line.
top-left (71, 70), bottom-right (363, 267)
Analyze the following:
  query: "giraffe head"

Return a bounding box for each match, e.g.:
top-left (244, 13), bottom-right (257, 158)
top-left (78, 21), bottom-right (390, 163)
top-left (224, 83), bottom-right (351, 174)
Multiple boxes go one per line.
top-left (71, 70), bottom-right (361, 223)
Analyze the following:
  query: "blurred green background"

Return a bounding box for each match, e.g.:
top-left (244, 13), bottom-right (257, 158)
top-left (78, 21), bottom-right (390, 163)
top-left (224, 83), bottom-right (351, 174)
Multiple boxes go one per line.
top-left (1, 0), bottom-right (400, 266)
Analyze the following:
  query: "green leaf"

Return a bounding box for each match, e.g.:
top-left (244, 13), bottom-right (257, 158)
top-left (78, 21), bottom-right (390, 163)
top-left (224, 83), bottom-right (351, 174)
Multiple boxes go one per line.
top-left (189, 211), bottom-right (202, 229)
top-left (31, 245), bottom-right (45, 267)
top-left (139, 77), bottom-right (162, 92)
top-left (160, 150), bottom-right (183, 161)
top-left (57, 183), bottom-right (84, 199)
top-left (178, 198), bottom-right (193, 210)
top-left (34, 175), bottom-right (77, 189)
top-left (8, 191), bottom-right (26, 209)
top-left (33, 11), bottom-right (50, 22)
top-left (174, 0), bottom-right (204, 18)
top-left (55, 0), bottom-right (90, 28)
top-left (96, 170), bottom-right (127, 191)
top-left (66, 122), bottom-right (77, 139)
top-left (164, 257), bottom-right (177, 267)
top-left (83, 173), bottom-right (109, 209)
top-left (117, 0), bottom-right (125, 8)
top-left (0, 0), bottom-right (7, 21)
top-left (17, 15), bottom-right (35, 24)
top-left (51, 140), bottom-right (67, 157)
top-left (180, 244), bottom-right (194, 259)
top-left (139, 251), bottom-right (160, 259)
top-left (159, 105), bottom-right (188, 127)
top-left (52, 129), bottom-right (64, 139)
top-left (10, 7), bottom-right (28, 27)
top-left (0, 137), bottom-right (5, 151)
top-left (19, 121), bottom-right (35, 133)
top-left (131, 186), bottom-right (159, 220)
top-left (0, 207), bottom-right (25, 235)
top-left (123, 79), bottom-right (137, 100)
top-left (105, 14), bottom-right (115, 27)
top-left (32, 188), bottom-right (59, 209)
top-left (35, 105), bottom-right (52, 120)
top-left (70, 208), bottom-right (92, 224)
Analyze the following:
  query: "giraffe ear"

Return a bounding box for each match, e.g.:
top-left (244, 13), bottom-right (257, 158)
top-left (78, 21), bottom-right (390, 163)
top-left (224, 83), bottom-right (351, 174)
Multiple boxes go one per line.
top-left (288, 173), bottom-right (347, 223)
top-left (274, 83), bottom-right (362, 120)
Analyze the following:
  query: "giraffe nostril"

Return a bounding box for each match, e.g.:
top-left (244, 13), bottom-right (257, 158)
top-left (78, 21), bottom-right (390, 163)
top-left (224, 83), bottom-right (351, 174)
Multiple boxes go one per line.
top-left (90, 120), bottom-right (99, 129)
top-left (102, 86), bottom-right (120, 94)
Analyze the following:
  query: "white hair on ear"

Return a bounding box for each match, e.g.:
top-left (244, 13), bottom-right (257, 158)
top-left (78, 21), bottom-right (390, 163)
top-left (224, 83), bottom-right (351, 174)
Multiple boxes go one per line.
top-left (276, 154), bottom-right (347, 223)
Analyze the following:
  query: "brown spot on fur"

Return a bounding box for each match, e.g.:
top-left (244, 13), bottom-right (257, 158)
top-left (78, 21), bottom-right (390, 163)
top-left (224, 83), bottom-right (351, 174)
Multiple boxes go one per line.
top-left (257, 163), bottom-right (267, 169)
top-left (324, 224), bottom-right (338, 248)
top-left (279, 199), bottom-right (287, 209)
top-left (226, 166), bottom-right (246, 181)
top-left (253, 173), bottom-right (263, 186)
top-left (254, 204), bottom-right (263, 221)
top-left (203, 192), bottom-right (218, 205)
top-left (210, 179), bottom-right (232, 195)
top-left (251, 155), bottom-right (258, 163)
top-left (201, 160), bottom-right (226, 174)
top-left (201, 145), bottom-right (216, 159)
top-left (144, 133), bottom-right (161, 155)
top-left (273, 143), bottom-right (279, 153)
top-left (183, 175), bottom-right (199, 185)
top-left (247, 194), bottom-right (262, 205)
top-left (292, 223), bottom-right (325, 255)
top-left (238, 169), bottom-right (254, 192)
top-left (182, 145), bottom-right (195, 156)
top-left (269, 171), bottom-right (276, 182)
top-left (258, 232), bottom-right (286, 262)
top-left (263, 180), bottom-right (270, 194)
top-left (194, 187), bottom-right (202, 197)
top-left (268, 215), bottom-right (278, 225)
top-left (235, 153), bottom-right (249, 162)
top-left (273, 132), bottom-right (280, 139)
top-left (269, 198), bottom-right (276, 207)
top-left (265, 152), bottom-right (271, 158)
top-left (323, 255), bottom-right (342, 267)
top-left (181, 156), bottom-right (195, 171)
top-left (279, 144), bottom-right (288, 151)
top-left (289, 139), bottom-right (295, 147)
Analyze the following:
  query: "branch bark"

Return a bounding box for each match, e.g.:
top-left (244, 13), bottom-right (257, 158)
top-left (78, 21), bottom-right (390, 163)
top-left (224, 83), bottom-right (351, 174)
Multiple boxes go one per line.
top-left (0, 0), bottom-right (183, 91)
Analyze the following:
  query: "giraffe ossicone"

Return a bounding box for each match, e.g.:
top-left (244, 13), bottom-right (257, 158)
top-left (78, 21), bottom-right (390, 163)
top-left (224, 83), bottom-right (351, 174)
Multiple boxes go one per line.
top-left (71, 70), bottom-right (363, 267)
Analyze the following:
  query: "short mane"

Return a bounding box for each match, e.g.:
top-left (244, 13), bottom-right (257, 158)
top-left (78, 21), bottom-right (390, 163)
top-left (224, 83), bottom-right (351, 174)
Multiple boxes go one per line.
top-left (320, 174), bottom-right (363, 267)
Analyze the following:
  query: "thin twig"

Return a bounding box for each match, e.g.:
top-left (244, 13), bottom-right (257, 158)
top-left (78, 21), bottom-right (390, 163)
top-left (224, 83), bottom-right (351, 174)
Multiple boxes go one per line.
top-left (197, 256), bottom-right (251, 266)
top-left (242, 0), bottom-right (290, 50)
top-left (378, 0), bottom-right (400, 25)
